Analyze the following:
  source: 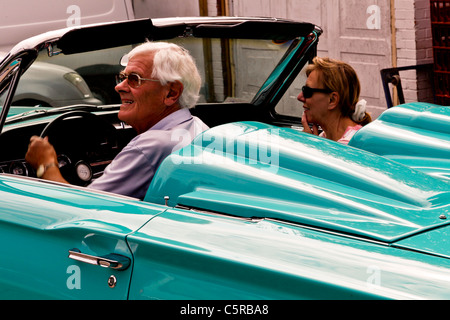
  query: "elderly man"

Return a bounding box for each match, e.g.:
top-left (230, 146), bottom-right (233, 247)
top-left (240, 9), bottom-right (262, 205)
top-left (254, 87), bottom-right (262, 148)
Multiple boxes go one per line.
top-left (26, 42), bottom-right (209, 200)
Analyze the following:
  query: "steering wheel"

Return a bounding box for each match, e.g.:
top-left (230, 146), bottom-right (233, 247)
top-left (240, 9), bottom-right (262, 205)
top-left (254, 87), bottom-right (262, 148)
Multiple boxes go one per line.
top-left (39, 110), bottom-right (119, 185)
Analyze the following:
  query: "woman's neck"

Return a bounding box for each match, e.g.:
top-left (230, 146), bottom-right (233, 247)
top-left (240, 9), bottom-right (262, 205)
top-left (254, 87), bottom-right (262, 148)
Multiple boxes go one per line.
top-left (321, 115), bottom-right (357, 142)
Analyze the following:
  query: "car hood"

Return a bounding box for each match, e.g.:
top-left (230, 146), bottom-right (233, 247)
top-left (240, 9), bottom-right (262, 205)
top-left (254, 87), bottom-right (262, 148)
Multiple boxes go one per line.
top-left (146, 104), bottom-right (450, 243)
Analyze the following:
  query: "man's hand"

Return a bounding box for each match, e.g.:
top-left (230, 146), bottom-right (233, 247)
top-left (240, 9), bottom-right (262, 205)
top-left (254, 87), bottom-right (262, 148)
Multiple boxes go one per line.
top-left (25, 136), bottom-right (58, 169)
top-left (25, 136), bottom-right (68, 183)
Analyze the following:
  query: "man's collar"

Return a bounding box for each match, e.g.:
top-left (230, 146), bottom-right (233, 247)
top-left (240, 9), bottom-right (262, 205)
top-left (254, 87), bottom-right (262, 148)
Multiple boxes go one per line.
top-left (150, 108), bottom-right (192, 131)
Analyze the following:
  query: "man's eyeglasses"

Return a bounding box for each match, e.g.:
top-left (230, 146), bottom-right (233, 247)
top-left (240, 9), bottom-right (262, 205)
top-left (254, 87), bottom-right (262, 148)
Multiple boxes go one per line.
top-left (302, 85), bottom-right (332, 99)
top-left (116, 72), bottom-right (159, 88)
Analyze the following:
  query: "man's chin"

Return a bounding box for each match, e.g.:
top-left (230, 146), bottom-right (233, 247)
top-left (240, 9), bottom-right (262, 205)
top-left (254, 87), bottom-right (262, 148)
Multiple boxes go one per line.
top-left (118, 109), bottom-right (133, 124)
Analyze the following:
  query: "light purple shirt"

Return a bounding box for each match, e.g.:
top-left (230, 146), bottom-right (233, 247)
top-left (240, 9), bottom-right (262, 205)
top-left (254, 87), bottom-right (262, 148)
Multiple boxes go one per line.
top-left (88, 108), bottom-right (208, 199)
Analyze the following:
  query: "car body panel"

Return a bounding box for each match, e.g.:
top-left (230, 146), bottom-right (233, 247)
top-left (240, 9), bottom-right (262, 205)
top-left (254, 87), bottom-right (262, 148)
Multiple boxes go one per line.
top-left (0, 0), bottom-right (135, 53)
top-left (127, 208), bottom-right (450, 299)
top-left (350, 102), bottom-right (450, 182)
top-left (0, 174), bottom-right (164, 299)
top-left (3, 61), bottom-right (102, 107)
top-left (395, 225), bottom-right (450, 260)
top-left (145, 117), bottom-right (450, 243)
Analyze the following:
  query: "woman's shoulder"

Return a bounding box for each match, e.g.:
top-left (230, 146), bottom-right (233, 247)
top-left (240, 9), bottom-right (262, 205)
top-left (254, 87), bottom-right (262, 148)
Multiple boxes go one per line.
top-left (338, 125), bottom-right (363, 145)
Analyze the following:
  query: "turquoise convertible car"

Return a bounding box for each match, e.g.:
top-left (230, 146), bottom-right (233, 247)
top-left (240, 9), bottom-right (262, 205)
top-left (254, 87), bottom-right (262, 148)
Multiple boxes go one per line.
top-left (0, 17), bottom-right (449, 300)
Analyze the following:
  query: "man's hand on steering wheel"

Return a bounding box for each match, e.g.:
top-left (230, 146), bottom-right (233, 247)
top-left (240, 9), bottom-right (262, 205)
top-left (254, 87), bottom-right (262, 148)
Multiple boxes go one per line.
top-left (26, 136), bottom-right (68, 183)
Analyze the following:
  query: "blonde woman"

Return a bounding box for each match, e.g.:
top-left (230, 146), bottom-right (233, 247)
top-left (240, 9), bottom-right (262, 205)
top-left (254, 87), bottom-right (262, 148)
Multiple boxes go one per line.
top-left (298, 57), bottom-right (371, 144)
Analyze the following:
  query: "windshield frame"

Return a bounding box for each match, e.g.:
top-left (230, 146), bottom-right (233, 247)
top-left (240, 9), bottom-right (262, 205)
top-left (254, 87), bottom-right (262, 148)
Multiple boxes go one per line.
top-left (0, 57), bottom-right (23, 130)
top-left (0, 17), bottom-right (321, 134)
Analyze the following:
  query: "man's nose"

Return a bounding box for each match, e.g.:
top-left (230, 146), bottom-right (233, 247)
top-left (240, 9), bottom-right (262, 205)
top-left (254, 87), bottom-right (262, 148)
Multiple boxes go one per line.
top-left (115, 80), bottom-right (129, 93)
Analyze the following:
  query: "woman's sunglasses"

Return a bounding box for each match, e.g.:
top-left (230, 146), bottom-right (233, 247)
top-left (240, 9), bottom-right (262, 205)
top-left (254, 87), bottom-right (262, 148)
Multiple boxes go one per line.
top-left (116, 72), bottom-right (159, 88)
top-left (302, 85), bottom-right (332, 99)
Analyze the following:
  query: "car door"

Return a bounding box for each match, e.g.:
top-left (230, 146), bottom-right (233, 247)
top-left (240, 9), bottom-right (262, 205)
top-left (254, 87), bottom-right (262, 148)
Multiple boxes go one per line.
top-left (0, 175), bottom-right (162, 299)
top-left (127, 206), bottom-right (450, 300)
top-left (127, 207), bottom-right (383, 300)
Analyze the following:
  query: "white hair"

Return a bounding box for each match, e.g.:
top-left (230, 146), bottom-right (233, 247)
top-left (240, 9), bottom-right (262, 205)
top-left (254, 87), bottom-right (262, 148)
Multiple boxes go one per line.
top-left (124, 42), bottom-right (201, 109)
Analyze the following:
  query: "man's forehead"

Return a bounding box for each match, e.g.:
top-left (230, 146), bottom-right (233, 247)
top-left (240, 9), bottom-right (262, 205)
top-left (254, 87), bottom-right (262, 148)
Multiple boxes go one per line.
top-left (120, 51), bottom-right (155, 66)
top-left (122, 53), bottom-right (155, 75)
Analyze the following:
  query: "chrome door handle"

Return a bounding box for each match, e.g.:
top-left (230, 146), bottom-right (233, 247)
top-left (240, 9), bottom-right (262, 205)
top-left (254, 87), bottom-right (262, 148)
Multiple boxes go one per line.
top-left (68, 249), bottom-right (130, 271)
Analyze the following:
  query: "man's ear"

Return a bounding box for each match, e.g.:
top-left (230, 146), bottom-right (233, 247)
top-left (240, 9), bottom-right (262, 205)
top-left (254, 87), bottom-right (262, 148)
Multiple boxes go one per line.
top-left (328, 92), bottom-right (339, 110)
top-left (164, 81), bottom-right (184, 106)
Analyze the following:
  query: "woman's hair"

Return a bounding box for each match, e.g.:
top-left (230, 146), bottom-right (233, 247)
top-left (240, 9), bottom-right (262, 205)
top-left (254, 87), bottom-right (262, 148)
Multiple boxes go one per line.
top-left (124, 42), bottom-right (201, 109)
top-left (306, 57), bottom-right (371, 125)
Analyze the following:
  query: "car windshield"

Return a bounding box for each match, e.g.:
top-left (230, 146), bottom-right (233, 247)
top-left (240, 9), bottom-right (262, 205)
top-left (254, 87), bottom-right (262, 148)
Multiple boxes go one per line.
top-left (1, 34), bottom-right (308, 122)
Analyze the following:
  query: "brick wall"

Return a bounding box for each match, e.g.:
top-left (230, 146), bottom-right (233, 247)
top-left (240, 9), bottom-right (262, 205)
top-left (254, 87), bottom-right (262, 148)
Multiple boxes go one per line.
top-left (395, 0), bottom-right (434, 103)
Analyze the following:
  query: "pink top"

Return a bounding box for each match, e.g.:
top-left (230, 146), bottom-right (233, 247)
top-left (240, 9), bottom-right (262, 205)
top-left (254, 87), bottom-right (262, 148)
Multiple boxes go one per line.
top-left (320, 125), bottom-right (362, 145)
